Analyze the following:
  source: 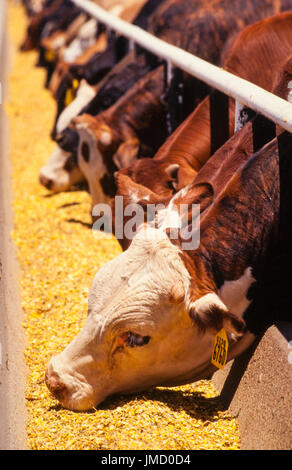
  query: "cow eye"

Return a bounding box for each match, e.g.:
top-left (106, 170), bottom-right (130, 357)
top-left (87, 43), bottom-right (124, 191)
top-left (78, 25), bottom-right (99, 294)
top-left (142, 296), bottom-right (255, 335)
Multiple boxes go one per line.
top-left (122, 331), bottom-right (150, 348)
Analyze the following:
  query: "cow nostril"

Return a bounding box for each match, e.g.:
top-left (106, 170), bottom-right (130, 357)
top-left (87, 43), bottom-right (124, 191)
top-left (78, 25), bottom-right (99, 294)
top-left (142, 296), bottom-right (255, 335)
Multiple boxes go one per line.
top-left (45, 370), bottom-right (67, 399)
top-left (39, 174), bottom-right (53, 190)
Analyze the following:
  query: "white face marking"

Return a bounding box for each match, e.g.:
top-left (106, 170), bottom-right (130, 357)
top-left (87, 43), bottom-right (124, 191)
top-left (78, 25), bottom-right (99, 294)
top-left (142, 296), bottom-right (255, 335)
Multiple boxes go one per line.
top-left (154, 185), bottom-right (191, 231)
top-left (76, 123), bottom-right (111, 205)
top-left (219, 267), bottom-right (256, 316)
top-left (62, 19), bottom-right (98, 63)
top-left (46, 226), bottom-right (222, 410)
top-left (56, 81), bottom-right (96, 134)
top-left (39, 145), bottom-right (84, 192)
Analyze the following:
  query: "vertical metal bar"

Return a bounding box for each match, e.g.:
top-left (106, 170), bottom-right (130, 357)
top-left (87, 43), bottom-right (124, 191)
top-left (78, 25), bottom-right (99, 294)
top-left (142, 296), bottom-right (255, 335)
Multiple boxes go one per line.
top-left (234, 100), bottom-right (257, 133)
top-left (210, 90), bottom-right (229, 155)
top-left (166, 60), bottom-right (174, 87)
top-left (128, 39), bottom-right (135, 52)
top-left (234, 100), bottom-right (246, 133)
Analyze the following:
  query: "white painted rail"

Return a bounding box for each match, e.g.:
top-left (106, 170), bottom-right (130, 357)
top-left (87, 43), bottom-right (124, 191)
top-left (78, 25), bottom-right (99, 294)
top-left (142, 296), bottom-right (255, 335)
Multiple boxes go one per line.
top-left (72, 0), bottom-right (292, 133)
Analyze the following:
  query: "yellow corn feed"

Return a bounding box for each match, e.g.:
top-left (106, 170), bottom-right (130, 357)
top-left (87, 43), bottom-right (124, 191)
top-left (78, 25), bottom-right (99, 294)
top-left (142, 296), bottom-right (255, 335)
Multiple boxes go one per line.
top-left (5, 2), bottom-right (240, 450)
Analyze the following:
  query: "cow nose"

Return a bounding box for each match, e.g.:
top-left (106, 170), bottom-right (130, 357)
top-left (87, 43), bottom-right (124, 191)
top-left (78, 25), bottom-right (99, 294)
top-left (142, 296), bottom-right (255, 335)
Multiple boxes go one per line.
top-left (39, 174), bottom-right (53, 190)
top-left (45, 369), bottom-right (67, 400)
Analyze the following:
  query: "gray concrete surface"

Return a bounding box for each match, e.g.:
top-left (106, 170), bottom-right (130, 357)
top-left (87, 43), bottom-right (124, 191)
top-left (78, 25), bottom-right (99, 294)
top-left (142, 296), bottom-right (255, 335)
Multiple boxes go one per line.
top-left (0, 0), bottom-right (27, 449)
top-left (212, 322), bottom-right (292, 450)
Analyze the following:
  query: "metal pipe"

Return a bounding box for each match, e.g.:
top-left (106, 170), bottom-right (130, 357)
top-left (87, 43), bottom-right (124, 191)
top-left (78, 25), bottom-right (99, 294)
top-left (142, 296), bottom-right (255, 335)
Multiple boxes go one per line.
top-left (72, 0), bottom-right (292, 133)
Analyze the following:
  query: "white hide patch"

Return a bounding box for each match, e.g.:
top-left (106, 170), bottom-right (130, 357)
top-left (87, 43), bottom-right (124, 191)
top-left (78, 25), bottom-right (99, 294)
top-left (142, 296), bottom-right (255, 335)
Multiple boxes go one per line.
top-left (76, 123), bottom-right (111, 205)
top-left (219, 267), bottom-right (256, 316)
top-left (63, 19), bottom-right (98, 63)
top-left (154, 187), bottom-right (190, 232)
top-left (56, 81), bottom-right (96, 134)
top-left (189, 293), bottom-right (228, 316)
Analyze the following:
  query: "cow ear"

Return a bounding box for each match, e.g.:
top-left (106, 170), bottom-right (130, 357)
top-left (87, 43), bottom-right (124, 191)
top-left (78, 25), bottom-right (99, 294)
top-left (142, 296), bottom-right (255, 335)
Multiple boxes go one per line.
top-left (115, 173), bottom-right (160, 205)
top-left (98, 125), bottom-right (113, 147)
top-left (165, 163), bottom-right (179, 184)
top-left (113, 138), bottom-right (140, 169)
top-left (165, 164), bottom-right (197, 191)
top-left (188, 293), bottom-right (246, 340)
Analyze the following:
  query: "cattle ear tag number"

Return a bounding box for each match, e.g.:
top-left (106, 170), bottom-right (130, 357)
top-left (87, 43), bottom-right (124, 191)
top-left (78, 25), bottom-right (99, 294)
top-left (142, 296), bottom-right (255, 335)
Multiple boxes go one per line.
top-left (211, 328), bottom-right (228, 370)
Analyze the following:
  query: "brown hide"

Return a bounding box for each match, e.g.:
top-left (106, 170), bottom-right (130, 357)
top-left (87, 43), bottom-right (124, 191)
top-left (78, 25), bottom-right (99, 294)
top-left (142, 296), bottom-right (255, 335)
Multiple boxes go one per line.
top-left (48, 34), bottom-right (108, 98)
top-left (116, 12), bottom-right (292, 199)
top-left (73, 65), bottom-right (167, 168)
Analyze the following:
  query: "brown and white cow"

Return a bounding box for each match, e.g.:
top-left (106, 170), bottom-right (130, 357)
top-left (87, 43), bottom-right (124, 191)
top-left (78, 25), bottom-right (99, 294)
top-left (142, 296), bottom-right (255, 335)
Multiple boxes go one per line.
top-left (45, 117), bottom-right (292, 410)
top-left (39, 50), bottom-right (149, 191)
top-left (47, 0), bottom-right (147, 97)
top-left (114, 11), bottom-right (292, 233)
top-left (40, 1), bottom-right (292, 195)
top-left (72, 65), bottom-right (167, 204)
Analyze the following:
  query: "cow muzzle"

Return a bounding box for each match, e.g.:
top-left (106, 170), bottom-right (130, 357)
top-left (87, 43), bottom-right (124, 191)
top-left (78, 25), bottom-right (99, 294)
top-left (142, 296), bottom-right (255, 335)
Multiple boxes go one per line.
top-left (45, 369), bottom-right (68, 402)
top-left (45, 358), bottom-right (98, 411)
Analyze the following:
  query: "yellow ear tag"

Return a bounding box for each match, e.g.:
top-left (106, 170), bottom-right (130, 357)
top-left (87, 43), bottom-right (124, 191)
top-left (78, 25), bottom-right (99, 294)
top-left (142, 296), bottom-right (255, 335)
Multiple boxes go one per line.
top-left (64, 87), bottom-right (75, 106)
top-left (45, 49), bottom-right (56, 62)
top-left (72, 79), bottom-right (79, 89)
top-left (211, 328), bottom-right (229, 370)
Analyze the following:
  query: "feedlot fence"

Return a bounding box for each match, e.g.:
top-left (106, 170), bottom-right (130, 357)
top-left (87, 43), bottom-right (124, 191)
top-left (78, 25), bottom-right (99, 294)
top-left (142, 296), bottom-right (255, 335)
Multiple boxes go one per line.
top-left (72, 0), bottom-right (292, 142)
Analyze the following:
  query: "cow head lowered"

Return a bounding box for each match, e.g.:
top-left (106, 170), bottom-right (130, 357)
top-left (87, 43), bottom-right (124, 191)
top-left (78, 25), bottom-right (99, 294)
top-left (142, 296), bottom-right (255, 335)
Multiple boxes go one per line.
top-left (45, 166), bottom-right (257, 411)
top-left (39, 145), bottom-right (84, 192)
top-left (70, 66), bottom-right (167, 207)
top-left (45, 124), bottom-right (291, 410)
top-left (46, 223), bottom-right (246, 411)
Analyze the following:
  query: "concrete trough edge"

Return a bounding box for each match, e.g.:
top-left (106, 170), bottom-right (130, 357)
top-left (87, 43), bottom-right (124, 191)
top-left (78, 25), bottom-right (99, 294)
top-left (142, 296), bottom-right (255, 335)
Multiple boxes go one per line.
top-left (0, 2), bottom-right (291, 452)
top-left (212, 322), bottom-right (292, 450)
top-left (0, 2), bottom-right (27, 450)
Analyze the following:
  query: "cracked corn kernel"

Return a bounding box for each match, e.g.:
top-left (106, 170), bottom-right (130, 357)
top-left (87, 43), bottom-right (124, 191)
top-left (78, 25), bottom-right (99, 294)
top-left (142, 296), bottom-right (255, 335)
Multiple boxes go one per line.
top-left (6, 3), bottom-right (240, 450)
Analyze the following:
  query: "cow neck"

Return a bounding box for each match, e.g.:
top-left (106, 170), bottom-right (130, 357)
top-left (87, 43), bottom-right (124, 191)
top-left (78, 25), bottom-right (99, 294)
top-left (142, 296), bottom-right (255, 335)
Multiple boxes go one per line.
top-left (168, 131), bottom-right (291, 304)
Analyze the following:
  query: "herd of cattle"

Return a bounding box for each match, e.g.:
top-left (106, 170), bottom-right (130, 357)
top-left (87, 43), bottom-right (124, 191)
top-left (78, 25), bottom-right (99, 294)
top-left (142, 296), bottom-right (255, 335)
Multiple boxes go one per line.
top-left (20, 0), bottom-right (292, 411)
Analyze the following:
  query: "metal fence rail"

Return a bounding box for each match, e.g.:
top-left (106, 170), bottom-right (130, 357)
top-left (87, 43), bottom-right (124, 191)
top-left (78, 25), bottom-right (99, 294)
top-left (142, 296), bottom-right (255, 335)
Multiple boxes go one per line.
top-left (71, 0), bottom-right (292, 134)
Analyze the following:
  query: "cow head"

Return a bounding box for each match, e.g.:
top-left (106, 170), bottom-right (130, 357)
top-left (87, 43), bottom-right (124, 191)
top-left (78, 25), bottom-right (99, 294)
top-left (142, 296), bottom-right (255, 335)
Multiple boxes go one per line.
top-left (39, 145), bottom-right (85, 192)
top-left (46, 200), bottom-right (245, 411)
top-left (72, 114), bottom-right (142, 207)
top-left (20, 15), bottom-right (42, 51)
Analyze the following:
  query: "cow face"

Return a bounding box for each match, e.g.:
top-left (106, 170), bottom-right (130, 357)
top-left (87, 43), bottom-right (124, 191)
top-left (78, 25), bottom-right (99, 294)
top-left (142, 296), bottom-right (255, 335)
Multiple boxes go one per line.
top-left (73, 115), bottom-right (140, 207)
top-left (39, 145), bottom-right (85, 192)
top-left (46, 224), bottom-right (245, 411)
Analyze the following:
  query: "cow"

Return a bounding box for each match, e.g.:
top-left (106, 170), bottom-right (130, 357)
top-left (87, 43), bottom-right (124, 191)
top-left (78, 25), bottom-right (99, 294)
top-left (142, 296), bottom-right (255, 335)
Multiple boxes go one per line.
top-left (21, 0), bottom-right (51, 17)
top-left (56, 0), bottom-right (292, 113)
top-left (51, 0), bottom-right (164, 124)
top-left (47, 0), bottom-right (148, 97)
top-left (20, 0), bottom-right (82, 52)
top-left (47, 32), bottom-right (108, 99)
top-left (42, 0), bottom-right (292, 195)
top-left (72, 65), bottom-right (167, 204)
top-left (113, 11), bottom-right (292, 249)
top-left (45, 111), bottom-right (292, 410)
top-left (39, 0), bottom-right (164, 191)
top-left (42, 16), bottom-right (98, 66)
top-left (39, 50), bottom-right (154, 192)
